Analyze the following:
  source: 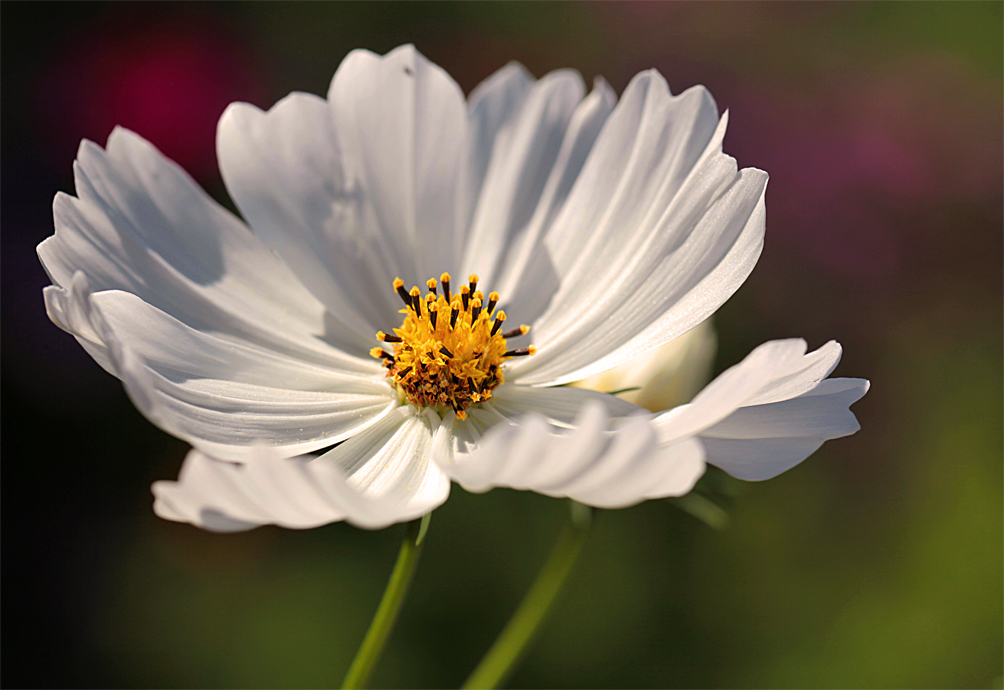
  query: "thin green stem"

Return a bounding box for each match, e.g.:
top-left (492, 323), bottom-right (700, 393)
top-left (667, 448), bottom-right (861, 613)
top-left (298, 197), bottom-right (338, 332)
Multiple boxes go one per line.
top-left (342, 513), bottom-right (430, 690)
top-left (462, 502), bottom-right (592, 690)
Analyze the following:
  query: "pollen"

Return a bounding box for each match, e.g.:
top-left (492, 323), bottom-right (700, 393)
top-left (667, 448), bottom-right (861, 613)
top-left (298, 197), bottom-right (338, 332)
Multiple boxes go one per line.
top-left (371, 275), bottom-right (535, 417)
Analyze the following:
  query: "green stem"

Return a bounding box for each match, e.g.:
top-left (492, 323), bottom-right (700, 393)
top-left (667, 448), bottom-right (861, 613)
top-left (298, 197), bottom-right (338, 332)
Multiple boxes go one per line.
top-left (462, 502), bottom-right (592, 690)
top-left (342, 513), bottom-right (430, 690)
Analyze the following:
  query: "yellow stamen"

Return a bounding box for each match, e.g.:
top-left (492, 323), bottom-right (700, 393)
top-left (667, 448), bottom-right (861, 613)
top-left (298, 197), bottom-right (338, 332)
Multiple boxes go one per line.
top-left (375, 275), bottom-right (535, 416)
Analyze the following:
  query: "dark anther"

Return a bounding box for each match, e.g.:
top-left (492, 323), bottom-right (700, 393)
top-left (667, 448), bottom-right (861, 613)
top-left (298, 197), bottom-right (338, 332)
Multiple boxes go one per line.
top-left (503, 347), bottom-right (533, 357)
top-left (439, 345), bottom-right (454, 358)
top-left (429, 310), bottom-right (438, 329)
top-left (396, 284), bottom-right (412, 306)
top-left (396, 366), bottom-right (412, 377)
top-left (450, 305), bottom-right (460, 329)
top-left (378, 332), bottom-right (403, 343)
top-left (502, 326), bottom-right (526, 339)
top-left (491, 318), bottom-right (505, 337)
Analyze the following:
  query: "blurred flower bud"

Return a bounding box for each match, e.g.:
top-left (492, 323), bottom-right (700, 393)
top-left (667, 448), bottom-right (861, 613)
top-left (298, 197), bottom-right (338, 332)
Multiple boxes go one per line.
top-left (570, 319), bottom-right (717, 412)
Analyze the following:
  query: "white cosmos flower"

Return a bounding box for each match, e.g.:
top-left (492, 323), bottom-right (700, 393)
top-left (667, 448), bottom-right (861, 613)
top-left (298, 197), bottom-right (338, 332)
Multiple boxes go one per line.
top-left (39, 45), bottom-right (867, 531)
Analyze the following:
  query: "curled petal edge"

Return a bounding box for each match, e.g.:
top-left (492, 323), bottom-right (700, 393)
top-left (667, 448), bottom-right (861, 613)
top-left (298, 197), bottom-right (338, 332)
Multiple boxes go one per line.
top-left (153, 407), bottom-right (449, 532)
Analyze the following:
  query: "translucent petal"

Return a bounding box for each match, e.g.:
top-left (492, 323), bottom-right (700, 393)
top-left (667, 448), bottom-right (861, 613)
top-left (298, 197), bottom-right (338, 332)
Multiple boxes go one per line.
top-left (651, 340), bottom-right (868, 481)
top-left (217, 93), bottom-right (401, 337)
top-left (91, 289), bottom-right (397, 461)
top-left (38, 128), bottom-right (372, 369)
top-left (327, 45), bottom-right (468, 284)
top-left (654, 339), bottom-right (841, 444)
top-left (509, 70), bottom-right (767, 385)
top-left (445, 401), bottom-right (705, 508)
top-left (489, 382), bottom-right (642, 428)
top-left (699, 378), bottom-right (869, 481)
top-left (457, 62), bottom-right (535, 257)
top-left (461, 69), bottom-right (586, 289)
top-left (153, 409), bottom-right (447, 532)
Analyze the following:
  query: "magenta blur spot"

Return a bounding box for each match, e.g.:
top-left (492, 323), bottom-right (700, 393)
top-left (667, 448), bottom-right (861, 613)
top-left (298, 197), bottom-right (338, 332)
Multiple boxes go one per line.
top-left (35, 15), bottom-right (268, 182)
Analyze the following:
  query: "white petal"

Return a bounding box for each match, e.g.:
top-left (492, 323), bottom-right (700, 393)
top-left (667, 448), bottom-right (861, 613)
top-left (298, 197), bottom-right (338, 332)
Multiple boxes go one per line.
top-left (697, 436), bottom-right (827, 483)
top-left (216, 92), bottom-right (401, 337)
top-left (650, 340), bottom-right (868, 481)
top-left (461, 69), bottom-right (586, 288)
top-left (153, 409), bottom-right (448, 532)
top-left (535, 165), bottom-right (763, 385)
top-left (431, 385), bottom-right (645, 491)
top-left (492, 78), bottom-right (618, 328)
top-left (458, 62), bottom-right (535, 247)
top-left (509, 70), bottom-right (767, 385)
top-left (38, 127), bottom-right (372, 369)
top-left (327, 45), bottom-right (468, 284)
top-left (703, 377), bottom-right (868, 440)
top-left (89, 289), bottom-right (397, 461)
top-left (699, 378), bottom-right (869, 481)
top-left (427, 384), bottom-right (637, 477)
top-left (43, 272), bottom-right (116, 375)
top-left (154, 450), bottom-right (343, 532)
top-left (445, 401), bottom-right (705, 508)
top-left (541, 73), bottom-right (722, 278)
top-left (316, 406), bottom-right (449, 524)
top-left (430, 403), bottom-right (510, 471)
top-left (489, 382), bottom-right (642, 428)
top-left (654, 339), bottom-right (841, 444)
top-left (742, 341), bottom-right (846, 406)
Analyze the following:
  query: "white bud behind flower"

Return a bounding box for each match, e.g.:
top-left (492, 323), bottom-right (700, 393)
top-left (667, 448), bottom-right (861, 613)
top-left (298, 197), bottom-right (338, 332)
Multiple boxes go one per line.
top-left (570, 320), bottom-right (717, 412)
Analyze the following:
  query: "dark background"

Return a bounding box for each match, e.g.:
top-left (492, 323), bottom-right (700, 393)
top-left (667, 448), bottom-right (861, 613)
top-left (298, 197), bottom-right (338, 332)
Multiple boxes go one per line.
top-left (3, 2), bottom-right (1001, 688)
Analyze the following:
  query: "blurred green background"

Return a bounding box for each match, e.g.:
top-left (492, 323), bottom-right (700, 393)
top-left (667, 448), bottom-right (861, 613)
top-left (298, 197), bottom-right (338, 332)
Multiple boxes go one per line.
top-left (2, 2), bottom-right (1001, 688)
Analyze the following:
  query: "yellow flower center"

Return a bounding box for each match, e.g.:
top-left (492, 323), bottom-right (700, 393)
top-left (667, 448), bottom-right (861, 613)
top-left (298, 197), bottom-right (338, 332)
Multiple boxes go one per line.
top-left (371, 273), bottom-right (534, 420)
